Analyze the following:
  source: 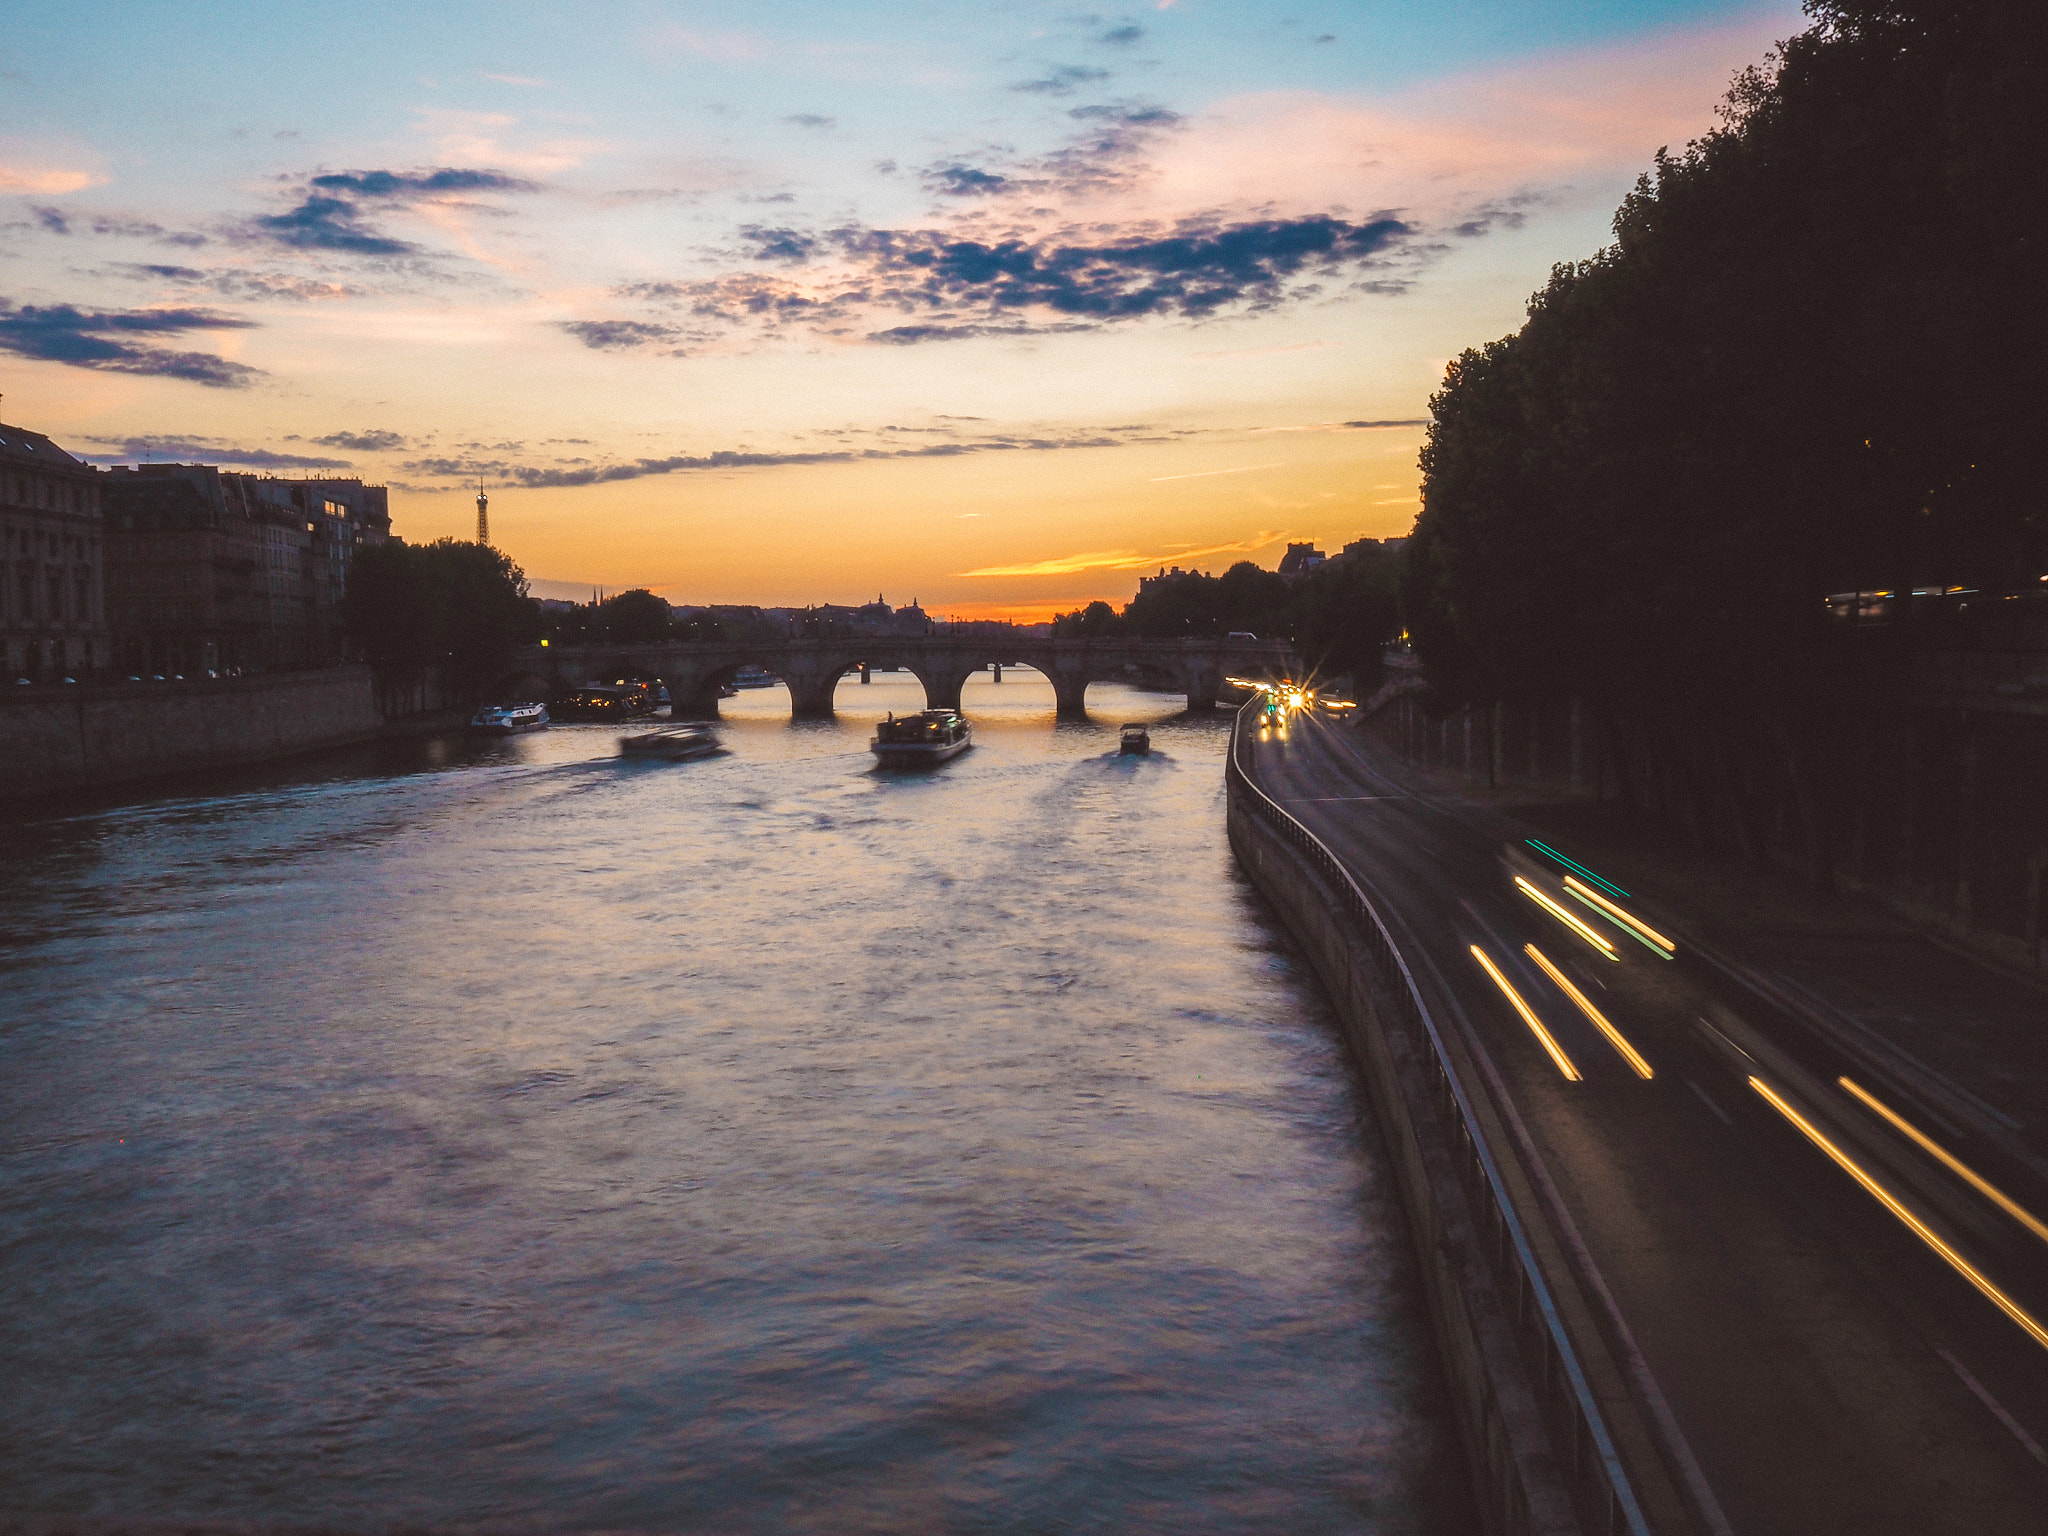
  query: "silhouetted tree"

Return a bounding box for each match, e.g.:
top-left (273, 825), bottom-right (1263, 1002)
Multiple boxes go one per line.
top-left (601, 588), bottom-right (674, 642)
top-left (1051, 600), bottom-right (1125, 637)
top-left (343, 538), bottom-right (538, 696)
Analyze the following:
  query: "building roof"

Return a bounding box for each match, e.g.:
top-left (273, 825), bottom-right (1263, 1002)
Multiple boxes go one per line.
top-left (0, 420), bottom-right (92, 475)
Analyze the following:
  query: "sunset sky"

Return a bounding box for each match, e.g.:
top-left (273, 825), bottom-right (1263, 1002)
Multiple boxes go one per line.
top-left (2, 0), bottom-right (1799, 616)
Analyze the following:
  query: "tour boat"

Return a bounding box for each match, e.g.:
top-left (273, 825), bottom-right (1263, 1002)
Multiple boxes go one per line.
top-left (550, 685), bottom-right (656, 721)
top-left (732, 666), bottom-right (777, 689)
top-left (619, 724), bottom-right (720, 761)
top-left (469, 701), bottom-right (549, 734)
top-left (872, 709), bottom-right (972, 765)
top-left (1119, 723), bottom-right (1151, 756)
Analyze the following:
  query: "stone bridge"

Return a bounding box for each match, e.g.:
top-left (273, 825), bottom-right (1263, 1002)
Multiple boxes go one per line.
top-left (499, 635), bottom-right (1299, 718)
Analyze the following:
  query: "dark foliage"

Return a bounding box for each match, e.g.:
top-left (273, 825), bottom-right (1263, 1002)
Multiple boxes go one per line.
top-left (343, 539), bottom-right (538, 694)
top-left (1408, 0), bottom-right (2047, 713)
top-left (600, 588), bottom-right (674, 641)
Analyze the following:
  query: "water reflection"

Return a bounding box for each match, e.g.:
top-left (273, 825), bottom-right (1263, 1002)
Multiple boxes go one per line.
top-left (0, 673), bottom-right (1470, 1532)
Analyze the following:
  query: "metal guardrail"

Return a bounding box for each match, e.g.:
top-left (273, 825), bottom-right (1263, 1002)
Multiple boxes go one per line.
top-left (1226, 699), bottom-right (1651, 1536)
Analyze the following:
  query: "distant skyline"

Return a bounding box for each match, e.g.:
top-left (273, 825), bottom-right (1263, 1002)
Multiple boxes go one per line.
top-left (2, 0), bottom-right (1800, 618)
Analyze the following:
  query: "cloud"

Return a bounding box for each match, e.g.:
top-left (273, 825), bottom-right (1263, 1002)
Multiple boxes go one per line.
top-left (0, 299), bottom-right (261, 386)
top-left (1012, 65), bottom-right (1112, 96)
top-left (960, 531), bottom-right (1283, 578)
top-left (250, 194), bottom-right (418, 255)
top-left (307, 167), bottom-right (541, 199)
top-left (739, 225), bottom-right (818, 262)
top-left (1147, 461), bottom-right (1284, 482)
top-left (1100, 25), bottom-right (1144, 45)
top-left (784, 114), bottom-right (835, 129)
top-left (245, 166), bottom-right (543, 257)
top-left (1341, 418), bottom-right (1429, 428)
top-left (1067, 103), bottom-right (1180, 126)
top-left (313, 428), bottom-right (405, 451)
top-left (0, 163), bottom-right (102, 194)
top-left (836, 213), bottom-right (1413, 321)
top-left (81, 435), bottom-right (350, 468)
top-left (398, 429), bottom-right (1141, 489)
top-left (867, 321), bottom-right (1095, 345)
top-left (924, 163), bottom-right (1011, 197)
top-left (103, 262), bottom-right (354, 301)
top-left (32, 206), bottom-right (69, 234)
top-left (558, 319), bottom-right (692, 351)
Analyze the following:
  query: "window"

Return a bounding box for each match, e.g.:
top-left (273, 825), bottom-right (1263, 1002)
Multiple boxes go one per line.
top-left (49, 570), bottom-right (65, 619)
top-left (76, 570), bottom-right (92, 620)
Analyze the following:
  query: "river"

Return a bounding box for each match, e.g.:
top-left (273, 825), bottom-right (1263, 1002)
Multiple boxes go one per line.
top-left (0, 670), bottom-right (1470, 1533)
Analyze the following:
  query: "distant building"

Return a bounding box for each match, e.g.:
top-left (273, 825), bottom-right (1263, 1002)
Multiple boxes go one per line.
top-left (101, 465), bottom-right (389, 676)
top-left (0, 418), bottom-right (110, 681)
top-left (1278, 542), bottom-right (1326, 579)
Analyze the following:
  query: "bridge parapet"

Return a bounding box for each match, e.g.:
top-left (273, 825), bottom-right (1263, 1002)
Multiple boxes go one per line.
top-left (506, 636), bottom-right (1298, 719)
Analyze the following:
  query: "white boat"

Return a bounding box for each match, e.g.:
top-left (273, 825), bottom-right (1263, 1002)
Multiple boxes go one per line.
top-left (732, 665), bottom-right (777, 689)
top-left (469, 701), bottom-right (549, 734)
top-left (620, 724), bottom-right (720, 761)
top-left (872, 709), bottom-right (972, 765)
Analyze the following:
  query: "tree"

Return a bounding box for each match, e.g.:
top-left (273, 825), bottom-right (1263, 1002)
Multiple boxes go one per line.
top-left (1051, 600), bottom-right (1124, 637)
top-left (1293, 545), bottom-right (1402, 694)
top-left (601, 588), bottom-right (674, 642)
top-left (342, 538), bottom-right (538, 695)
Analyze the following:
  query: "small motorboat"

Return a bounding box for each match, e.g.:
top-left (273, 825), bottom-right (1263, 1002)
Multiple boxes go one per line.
top-left (1118, 723), bottom-right (1151, 756)
top-left (470, 701), bottom-right (549, 734)
top-left (872, 709), bottom-right (972, 765)
top-left (619, 724), bottom-right (720, 761)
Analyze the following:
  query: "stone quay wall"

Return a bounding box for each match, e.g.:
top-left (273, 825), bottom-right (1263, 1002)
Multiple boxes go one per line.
top-left (0, 666), bottom-right (380, 801)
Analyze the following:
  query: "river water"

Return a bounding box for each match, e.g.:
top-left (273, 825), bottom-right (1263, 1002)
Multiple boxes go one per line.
top-left (0, 671), bottom-right (1469, 1533)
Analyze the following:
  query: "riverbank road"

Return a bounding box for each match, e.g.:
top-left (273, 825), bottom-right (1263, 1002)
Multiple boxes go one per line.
top-left (1242, 706), bottom-right (2048, 1535)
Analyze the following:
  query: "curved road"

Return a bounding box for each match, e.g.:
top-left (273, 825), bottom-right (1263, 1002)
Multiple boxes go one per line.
top-left (1243, 703), bottom-right (2048, 1535)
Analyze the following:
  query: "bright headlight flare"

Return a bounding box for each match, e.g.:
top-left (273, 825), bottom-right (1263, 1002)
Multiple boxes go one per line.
top-left (1749, 1077), bottom-right (2048, 1352)
top-left (1839, 1077), bottom-right (2048, 1246)
top-left (1470, 946), bottom-right (1581, 1080)
top-left (1514, 876), bottom-right (1617, 959)
top-left (1562, 877), bottom-right (1675, 955)
top-left (1525, 945), bottom-right (1653, 1079)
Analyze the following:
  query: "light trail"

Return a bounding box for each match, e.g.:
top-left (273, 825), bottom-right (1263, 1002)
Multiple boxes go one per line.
top-left (1749, 1077), bottom-right (2048, 1352)
top-left (1514, 876), bottom-right (1618, 959)
top-left (1525, 945), bottom-right (1654, 1078)
top-left (1525, 839), bottom-right (1630, 898)
top-left (1470, 946), bottom-right (1581, 1080)
top-left (1838, 1077), bottom-right (2048, 1246)
top-left (1562, 877), bottom-right (1676, 957)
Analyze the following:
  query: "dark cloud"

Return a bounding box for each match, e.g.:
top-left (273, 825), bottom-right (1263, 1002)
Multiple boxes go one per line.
top-left (402, 431), bottom-right (1133, 489)
top-left (313, 428), bottom-right (405, 451)
top-left (1067, 103), bottom-right (1180, 126)
top-left (307, 168), bottom-right (540, 199)
top-left (783, 114), bottom-right (835, 129)
top-left (924, 164), bottom-right (1011, 198)
top-left (1453, 203), bottom-right (1530, 238)
top-left (1012, 65), bottom-right (1112, 96)
top-left (739, 225), bottom-right (819, 262)
top-left (558, 319), bottom-right (689, 351)
top-left (113, 263), bottom-right (208, 280)
top-left (1314, 34), bottom-right (1336, 44)
top-left (246, 167), bottom-right (541, 258)
top-left (32, 206), bottom-right (69, 235)
top-left (0, 299), bottom-right (262, 386)
top-left (835, 214), bottom-right (1414, 321)
top-left (1341, 419), bottom-right (1430, 429)
top-left (251, 194), bottom-right (417, 255)
top-left (104, 263), bottom-right (355, 301)
top-left (867, 321), bottom-right (1095, 345)
top-left (1099, 25), bottom-right (1143, 45)
top-left (83, 436), bottom-right (349, 468)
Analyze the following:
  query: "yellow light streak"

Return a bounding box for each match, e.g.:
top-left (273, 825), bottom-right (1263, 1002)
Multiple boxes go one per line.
top-left (1525, 945), bottom-right (1653, 1079)
top-left (1513, 876), bottom-right (1617, 959)
top-left (1563, 877), bottom-right (1676, 954)
top-left (1838, 1077), bottom-right (2048, 1247)
top-left (1470, 946), bottom-right (1581, 1080)
top-left (1749, 1077), bottom-right (2048, 1352)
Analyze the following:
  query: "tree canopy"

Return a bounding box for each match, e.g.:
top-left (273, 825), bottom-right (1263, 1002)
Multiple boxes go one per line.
top-left (343, 538), bottom-right (538, 692)
top-left (1407, 0), bottom-right (2046, 709)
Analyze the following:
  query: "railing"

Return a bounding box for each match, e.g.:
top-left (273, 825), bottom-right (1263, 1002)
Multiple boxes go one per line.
top-left (1225, 698), bottom-right (1651, 1536)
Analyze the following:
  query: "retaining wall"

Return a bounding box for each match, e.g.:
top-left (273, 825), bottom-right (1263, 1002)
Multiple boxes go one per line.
top-left (0, 667), bottom-right (380, 800)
